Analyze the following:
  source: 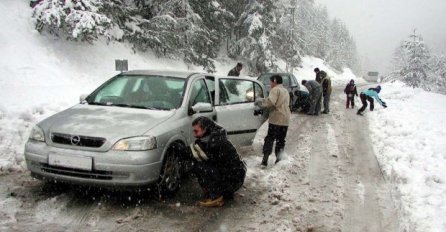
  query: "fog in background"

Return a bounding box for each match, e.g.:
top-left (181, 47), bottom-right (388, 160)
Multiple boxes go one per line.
top-left (316, 0), bottom-right (446, 75)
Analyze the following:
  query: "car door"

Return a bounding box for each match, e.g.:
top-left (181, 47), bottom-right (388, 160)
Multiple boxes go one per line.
top-left (186, 77), bottom-right (216, 141)
top-left (214, 77), bottom-right (268, 146)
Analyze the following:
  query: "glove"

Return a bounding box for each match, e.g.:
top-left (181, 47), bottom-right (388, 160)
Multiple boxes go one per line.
top-left (382, 102), bottom-right (387, 108)
top-left (189, 144), bottom-right (209, 162)
top-left (255, 98), bottom-right (263, 107)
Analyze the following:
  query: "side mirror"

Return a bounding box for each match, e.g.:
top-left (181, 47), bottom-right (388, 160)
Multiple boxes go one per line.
top-left (190, 103), bottom-right (213, 115)
top-left (79, 94), bottom-right (89, 103)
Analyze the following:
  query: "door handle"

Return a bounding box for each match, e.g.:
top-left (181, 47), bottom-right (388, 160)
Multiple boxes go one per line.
top-left (254, 109), bottom-right (263, 116)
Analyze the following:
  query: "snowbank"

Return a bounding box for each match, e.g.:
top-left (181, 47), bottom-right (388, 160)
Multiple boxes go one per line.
top-left (368, 81), bottom-right (446, 232)
top-left (294, 56), bottom-right (363, 86)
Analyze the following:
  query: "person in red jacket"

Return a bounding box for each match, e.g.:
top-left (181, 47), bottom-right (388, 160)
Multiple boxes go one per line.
top-left (344, 79), bottom-right (358, 109)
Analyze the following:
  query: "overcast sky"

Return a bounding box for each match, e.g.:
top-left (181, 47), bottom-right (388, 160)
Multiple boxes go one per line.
top-left (315, 0), bottom-right (446, 74)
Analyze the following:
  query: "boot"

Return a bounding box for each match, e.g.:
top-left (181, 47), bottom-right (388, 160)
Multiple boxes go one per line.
top-left (199, 196), bottom-right (224, 207)
top-left (261, 154), bottom-right (269, 167)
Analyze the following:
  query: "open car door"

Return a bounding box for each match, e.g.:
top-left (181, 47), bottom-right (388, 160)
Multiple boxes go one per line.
top-left (214, 77), bottom-right (268, 146)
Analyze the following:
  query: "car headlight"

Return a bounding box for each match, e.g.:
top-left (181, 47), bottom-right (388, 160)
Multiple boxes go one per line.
top-left (29, 125), bottom-right (45, 142)
top-left (113, 136), bottom-right (157, 151)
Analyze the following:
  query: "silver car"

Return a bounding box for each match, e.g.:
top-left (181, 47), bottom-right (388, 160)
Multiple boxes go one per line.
top-left (25, 70), bottom-right (267, 193)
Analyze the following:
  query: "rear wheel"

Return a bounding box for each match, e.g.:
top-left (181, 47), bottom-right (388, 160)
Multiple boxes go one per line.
top-left (157, 146), bottom-right (182, 197)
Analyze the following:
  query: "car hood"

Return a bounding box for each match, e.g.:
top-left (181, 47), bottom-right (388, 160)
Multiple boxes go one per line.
top-left (39, 104), bottom-right (176, 150)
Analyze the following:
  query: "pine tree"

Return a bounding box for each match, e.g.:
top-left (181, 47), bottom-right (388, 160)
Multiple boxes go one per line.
top-left (33, 0), bottom-right (113, 42)
top-left (401, 31), bottom-right (431, 89)
top-left (430, 55), bottom-right (446, 93)
top-left (31, 0), bottom-right (361, 74)
top-left (229, 0), bottom-right (277, 75)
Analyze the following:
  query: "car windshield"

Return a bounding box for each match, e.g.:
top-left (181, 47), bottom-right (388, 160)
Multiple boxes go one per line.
top-left (258, 74), bottom-right (290, 86)
top-left (86, 75), bottom-right (186, 110)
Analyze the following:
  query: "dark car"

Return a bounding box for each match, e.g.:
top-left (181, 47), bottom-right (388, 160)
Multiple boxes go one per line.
top-left (257, 73), bottom-right (300, 111)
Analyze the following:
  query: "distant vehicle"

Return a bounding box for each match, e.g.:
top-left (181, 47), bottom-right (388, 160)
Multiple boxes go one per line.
top-left (257, 73), bottom-right (300, 111)
top-left (364, 71), bottom-right (379, 82)
top-left (25, 70), bottom-right (267, 194)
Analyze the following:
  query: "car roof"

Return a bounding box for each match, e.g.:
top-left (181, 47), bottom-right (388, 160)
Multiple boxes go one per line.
top-left (124, 70), bottom-right (204, 79)
top-left (259, 73), bottom-right (293, 76)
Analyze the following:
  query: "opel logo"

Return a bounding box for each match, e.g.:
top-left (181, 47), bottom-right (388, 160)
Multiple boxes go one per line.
top-left (71, 135), bottom-right (81, 145)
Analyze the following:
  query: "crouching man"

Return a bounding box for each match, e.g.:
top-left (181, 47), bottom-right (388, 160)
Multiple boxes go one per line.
top-left (189, 117), bottom-right (247, 207)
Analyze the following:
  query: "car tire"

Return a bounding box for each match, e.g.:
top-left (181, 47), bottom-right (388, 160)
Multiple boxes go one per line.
top-left (157, 145), bottom-right (182, 197)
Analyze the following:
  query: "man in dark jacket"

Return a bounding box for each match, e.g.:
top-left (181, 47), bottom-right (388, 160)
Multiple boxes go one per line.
top-left (227, 63), bottom-right (243, 94)
top-left (344, 79), bottom-right (358, 108)
top-left (320, 71), bottom-right (332, 114)
top-left (228, 63), bottom-right (243, 77)
top-left (302, 80), bottom-right (322, 115)
top-left (314, 68), bottom-right (321, 83)
top-left (189, 117), bottom-right (247, 207)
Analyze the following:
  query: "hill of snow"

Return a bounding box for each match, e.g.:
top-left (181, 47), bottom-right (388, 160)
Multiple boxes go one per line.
top-left (367, 81), bottom-right (446, 232)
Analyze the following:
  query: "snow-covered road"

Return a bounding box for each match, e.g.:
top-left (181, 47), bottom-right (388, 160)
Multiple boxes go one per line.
top-left (0, 87), bottom-right (399, 232)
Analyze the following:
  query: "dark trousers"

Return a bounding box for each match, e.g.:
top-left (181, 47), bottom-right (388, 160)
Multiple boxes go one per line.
top-left (194, 162), bottom-right (245, 199)
top-left (323, 93), bottom-right (331, 112)
top-left (309, 89), bottom-right (322, 114)
top-left (263, 123), bottom-right (288, 158)
top-left (346, 96), bottom-right (355, 108)
top-left (358, 93), bottom-right (374, 114)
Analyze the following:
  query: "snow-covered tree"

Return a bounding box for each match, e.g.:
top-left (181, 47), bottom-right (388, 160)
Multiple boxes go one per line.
top-left (33, 0), bottom-right (113, 42)
top-left (430, 55), bottom-right (446, 93)
top-left (31, 0), bottom-right (361, 74)
top-left (229, 0), bottom-right (277, 75)
top-left (387, 31), bottom-right (446, 93)
top-left (401, 31), bottom-right (431, 89)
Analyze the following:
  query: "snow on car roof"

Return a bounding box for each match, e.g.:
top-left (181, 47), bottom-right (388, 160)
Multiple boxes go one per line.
top-left (124, 70), bottom-right (204, 78)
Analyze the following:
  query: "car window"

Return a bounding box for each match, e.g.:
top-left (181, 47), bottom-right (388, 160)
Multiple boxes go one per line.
top-left (93, 78), bottom-right (129, 103)
top-left (282, 76), bottom-right (290, 87)
top-left (254, 83), bottom-right (264, 99)
top-left (88, 75), bottom-right (186, 110)
top-left (290, 75), bottom-right (297, 86)
top-left (205, 77), bottom-right (216, 105)
top-left (258, 74), bottom-right (271, 85)
top-left (219, 79), bottom-right (255, 104)
top-left (189, 79), bottom-right (211, 107)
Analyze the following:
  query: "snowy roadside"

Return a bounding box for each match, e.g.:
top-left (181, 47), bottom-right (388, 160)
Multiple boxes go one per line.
top-left (367, 81), bottom-right (446, 232)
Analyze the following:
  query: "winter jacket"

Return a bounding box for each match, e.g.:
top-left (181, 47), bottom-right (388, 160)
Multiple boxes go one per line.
top-left (258, 84), bottom-right (291, 126)
top-left (315, 72), bottom-right (322, 83)
top-left (361, 89), bottom-right (385, 106)
top-left (294, 90), bottom-right (310, 111)
top-left (321, 76), bottom-right (332, 96)
top-left (227, 67), bottom-right (240, 77)
top-left (304, 80), bottom-right (322, 94)
top-left (344, 83), bottom-right (358, 97)
top-left (192, 121), bottom-right (246, 181)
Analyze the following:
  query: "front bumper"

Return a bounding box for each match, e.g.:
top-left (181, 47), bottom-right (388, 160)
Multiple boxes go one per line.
top-left (24, 141), bottom-right (164, 187)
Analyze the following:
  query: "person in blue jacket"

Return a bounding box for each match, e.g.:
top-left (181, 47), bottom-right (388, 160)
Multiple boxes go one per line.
top-left (357, 86), bottom-right (387, 115)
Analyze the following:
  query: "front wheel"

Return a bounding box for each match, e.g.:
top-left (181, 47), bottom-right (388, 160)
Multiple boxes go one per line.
top-left (157, 147), bottom-right (182, 197)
